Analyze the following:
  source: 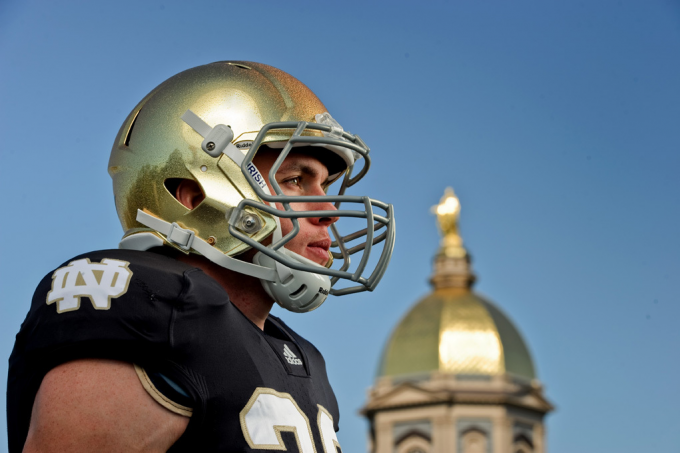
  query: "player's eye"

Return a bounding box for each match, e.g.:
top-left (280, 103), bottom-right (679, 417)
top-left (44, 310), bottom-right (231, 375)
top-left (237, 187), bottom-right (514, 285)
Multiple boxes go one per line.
top-left (284, 176), bottom-right (301, 187)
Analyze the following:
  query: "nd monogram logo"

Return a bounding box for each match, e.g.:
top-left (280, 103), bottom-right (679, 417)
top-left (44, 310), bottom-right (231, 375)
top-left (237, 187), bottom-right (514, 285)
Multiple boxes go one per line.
top-left (46, 258), bottom-right (133, 313)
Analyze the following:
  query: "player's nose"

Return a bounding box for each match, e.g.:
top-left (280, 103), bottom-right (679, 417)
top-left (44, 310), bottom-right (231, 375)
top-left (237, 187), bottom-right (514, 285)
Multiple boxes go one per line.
top-left (308, 198), bottom-right (338, 227)
top-left (306, 183), bottom-right (338, 226)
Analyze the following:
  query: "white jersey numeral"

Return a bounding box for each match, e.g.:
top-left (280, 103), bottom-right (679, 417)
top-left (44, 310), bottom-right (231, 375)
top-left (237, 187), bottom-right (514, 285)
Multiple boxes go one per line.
top-left (239, 388), bottom-right (341, 452)
top-left (317, 405), bottom-right (341, 453)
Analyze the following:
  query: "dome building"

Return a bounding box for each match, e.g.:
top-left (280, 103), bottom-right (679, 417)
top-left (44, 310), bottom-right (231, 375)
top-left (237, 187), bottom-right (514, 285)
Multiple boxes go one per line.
top-left (362, 188), bottom-right (552, 453)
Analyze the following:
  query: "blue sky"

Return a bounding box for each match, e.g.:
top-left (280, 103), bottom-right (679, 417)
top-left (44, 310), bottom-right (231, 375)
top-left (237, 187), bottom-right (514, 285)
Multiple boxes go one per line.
top-left (1, 1), bottom-right (679, 452)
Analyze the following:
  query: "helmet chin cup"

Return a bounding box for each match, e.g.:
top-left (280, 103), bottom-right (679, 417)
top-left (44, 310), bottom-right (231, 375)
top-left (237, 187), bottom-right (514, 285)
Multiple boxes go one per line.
top-left (253, 249), bottom-right (331, 313)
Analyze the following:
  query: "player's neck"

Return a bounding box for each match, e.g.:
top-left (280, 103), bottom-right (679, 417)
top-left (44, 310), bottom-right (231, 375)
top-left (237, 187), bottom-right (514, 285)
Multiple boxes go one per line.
top-left (176, 253), bottom-right (274, 330)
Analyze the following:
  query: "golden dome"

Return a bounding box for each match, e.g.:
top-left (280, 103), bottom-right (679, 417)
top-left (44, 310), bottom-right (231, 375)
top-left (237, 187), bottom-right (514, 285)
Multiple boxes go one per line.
top-left (377, 288), bottom-right (536, 380)
top-left (378, 188), bottom-right (536, 380)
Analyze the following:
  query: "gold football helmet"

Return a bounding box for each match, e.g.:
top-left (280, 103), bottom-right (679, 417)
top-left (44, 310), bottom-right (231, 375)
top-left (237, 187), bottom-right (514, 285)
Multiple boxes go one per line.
top-left (108, 61), bottom-right (395, 312)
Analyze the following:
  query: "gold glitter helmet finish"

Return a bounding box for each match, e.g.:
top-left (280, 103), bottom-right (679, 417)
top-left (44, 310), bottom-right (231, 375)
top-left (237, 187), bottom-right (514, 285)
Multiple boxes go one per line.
top-left (108, 61), bottom-right (395, 312)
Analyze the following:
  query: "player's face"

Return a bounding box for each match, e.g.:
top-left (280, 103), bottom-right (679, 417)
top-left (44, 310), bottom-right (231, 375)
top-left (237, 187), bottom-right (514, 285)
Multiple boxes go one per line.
top-left (253, 149), bottom-right (338, 266)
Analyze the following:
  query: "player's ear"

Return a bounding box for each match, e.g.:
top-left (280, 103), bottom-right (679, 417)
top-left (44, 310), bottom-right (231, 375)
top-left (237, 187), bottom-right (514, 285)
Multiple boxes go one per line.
top-left (172, 179), bottom-right (205, 210)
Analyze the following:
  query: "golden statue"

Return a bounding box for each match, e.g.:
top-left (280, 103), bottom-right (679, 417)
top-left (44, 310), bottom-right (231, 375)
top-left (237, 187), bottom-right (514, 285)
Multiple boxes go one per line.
top-left (431, 187), bottom-right (466, 258)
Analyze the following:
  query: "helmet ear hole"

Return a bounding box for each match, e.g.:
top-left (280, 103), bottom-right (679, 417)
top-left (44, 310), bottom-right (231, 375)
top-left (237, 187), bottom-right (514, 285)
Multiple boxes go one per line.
top-left (165, 178), bottom-right (205, 210)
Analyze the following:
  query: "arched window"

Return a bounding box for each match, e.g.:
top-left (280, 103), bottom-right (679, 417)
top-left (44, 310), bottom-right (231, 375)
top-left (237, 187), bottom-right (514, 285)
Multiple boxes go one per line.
top-left (396, 432), bottom-right (431, 453)
top-left (513, 432), bottom-right (534, 453)
top-left (461, 428), bottom-right (487, 453)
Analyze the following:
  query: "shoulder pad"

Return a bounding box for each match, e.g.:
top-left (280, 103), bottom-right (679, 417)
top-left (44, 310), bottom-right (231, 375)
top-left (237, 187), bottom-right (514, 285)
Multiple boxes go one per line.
top-left (15, 249), bottom-right (198, 365)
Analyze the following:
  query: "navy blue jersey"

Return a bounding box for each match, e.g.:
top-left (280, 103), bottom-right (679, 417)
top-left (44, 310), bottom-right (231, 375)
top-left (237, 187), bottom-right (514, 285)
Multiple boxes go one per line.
top-left (8, 249), bottom-right (341, 452)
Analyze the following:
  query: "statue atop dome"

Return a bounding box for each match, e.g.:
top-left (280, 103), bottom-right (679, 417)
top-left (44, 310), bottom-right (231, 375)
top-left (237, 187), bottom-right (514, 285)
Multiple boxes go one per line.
top-left (430, 187), bottom-right (475, 288)
top-left (432, 187), bottom-right (467, 259)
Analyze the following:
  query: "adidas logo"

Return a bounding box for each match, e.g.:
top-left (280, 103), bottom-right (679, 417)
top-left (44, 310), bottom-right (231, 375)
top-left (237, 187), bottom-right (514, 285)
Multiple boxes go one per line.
top-left (283, 344), bottom-right (303, 366)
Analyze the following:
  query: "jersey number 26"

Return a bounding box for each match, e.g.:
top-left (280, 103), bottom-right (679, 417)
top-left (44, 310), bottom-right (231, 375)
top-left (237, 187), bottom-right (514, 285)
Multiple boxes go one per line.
top-left (240, 388), bottom-right (341, 452)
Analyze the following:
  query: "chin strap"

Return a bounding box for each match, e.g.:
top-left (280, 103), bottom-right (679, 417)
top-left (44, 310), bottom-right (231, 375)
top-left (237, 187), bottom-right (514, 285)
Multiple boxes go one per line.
top-left (127, 209), bottom-right (330, 313)
top-left (131, 210), bottom-right (277, 282)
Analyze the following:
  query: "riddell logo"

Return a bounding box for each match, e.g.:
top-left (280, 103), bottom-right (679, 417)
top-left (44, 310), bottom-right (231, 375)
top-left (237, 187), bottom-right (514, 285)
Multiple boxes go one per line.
top-left (318, 287), bottom-right (329, 296)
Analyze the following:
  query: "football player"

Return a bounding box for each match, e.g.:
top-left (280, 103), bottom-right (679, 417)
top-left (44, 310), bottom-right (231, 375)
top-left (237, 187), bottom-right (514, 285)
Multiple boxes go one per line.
top-left (8, 62), bottom-right (395, 452)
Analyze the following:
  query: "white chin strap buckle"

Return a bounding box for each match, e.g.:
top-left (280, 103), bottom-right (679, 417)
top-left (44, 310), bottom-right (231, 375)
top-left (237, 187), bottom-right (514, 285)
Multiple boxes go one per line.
top-left (166, 222), bottom-right (195, 250)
